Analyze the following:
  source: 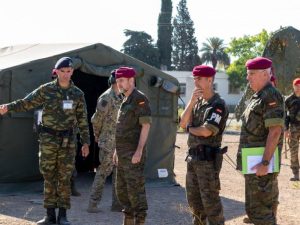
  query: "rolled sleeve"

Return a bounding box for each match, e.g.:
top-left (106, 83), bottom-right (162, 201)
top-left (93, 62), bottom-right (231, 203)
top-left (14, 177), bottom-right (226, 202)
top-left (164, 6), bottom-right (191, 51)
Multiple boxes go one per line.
top-left (139, 116), bottom-right (152, 125)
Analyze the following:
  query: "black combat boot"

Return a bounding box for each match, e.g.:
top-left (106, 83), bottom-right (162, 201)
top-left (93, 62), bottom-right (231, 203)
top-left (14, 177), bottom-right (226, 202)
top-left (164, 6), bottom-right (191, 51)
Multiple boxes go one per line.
top-left (36, 208), bottom-right (56, 225)
top-left (57, 208), bottom-right (71, 225)
top-left (71, 178), bottom-right (81, 196)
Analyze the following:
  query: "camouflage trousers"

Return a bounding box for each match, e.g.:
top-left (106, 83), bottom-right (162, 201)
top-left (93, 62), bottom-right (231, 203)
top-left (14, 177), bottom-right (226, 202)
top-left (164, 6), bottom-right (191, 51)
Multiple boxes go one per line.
top-left (288, 126), bottom-right (300, 174)
top-left (116, 156), bottom-right (148, 220)
top-left (186, 160), bottom-right (225, 225)
top-left (245, 174), bottom-right (279, 225)
top-left (39, 133), bottom-right (76, 209)
top-left (89, 147), bottom-right (120, 207)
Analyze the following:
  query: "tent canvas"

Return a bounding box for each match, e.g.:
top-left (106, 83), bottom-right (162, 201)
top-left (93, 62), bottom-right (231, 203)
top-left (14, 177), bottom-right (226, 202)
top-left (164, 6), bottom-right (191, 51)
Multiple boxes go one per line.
top-left (0, 43), bottom-right (179, 183)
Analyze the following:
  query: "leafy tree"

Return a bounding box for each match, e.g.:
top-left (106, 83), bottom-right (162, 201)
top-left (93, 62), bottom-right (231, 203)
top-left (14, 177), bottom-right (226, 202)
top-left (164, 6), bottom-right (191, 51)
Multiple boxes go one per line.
top-left (122, 29), bottom-right (160, 68)
top-left (200, 37), bottom-right (230, 69)
top-left (172, 0), bottom-right (200, 70)
top-left (226, 29), bottom-right (270, 88)
top-left (157, 0), bottom-right (173, 70)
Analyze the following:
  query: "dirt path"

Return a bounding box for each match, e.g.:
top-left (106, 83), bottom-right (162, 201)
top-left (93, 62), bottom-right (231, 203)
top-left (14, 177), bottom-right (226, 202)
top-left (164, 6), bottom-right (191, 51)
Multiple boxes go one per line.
top-left (0, 132), bottom-right (300, 225)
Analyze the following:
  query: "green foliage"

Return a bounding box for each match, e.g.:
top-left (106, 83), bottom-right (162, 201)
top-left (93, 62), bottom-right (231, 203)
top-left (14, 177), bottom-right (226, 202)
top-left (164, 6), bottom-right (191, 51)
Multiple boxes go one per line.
top-left (200, 37), bottom-right (230, 69)
top-left (122, 29), bottom-right (160, 68)
top-left (157, 0), bottom-right (173, 70)
top-left (226, 29), bottom-right (270, 88)
top-left (172, 0), bottom-right (200, 71)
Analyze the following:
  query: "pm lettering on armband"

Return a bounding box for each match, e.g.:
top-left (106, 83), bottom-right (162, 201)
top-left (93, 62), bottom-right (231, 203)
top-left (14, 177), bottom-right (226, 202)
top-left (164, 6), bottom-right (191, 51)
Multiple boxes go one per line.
top-left (209, 112), bottom-right (222, 124)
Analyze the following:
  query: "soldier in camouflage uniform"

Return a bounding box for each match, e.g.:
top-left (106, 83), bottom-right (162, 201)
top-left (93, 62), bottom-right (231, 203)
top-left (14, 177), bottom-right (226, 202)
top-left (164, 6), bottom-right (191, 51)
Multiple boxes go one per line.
top-left (180, 65), bottom-right (228, 225)
top-left (238, 57), bottom-right (284, 225)
top-left (87, 70), bottom-right (123, 213)
top-left (0, 57), bottom-right (90, 225)
top-left (235, 76), bottom-right (277, 171)
top-left (113, 67), bottom-right (151, 225)
top-left (284, 77), bottom-right (300, 181)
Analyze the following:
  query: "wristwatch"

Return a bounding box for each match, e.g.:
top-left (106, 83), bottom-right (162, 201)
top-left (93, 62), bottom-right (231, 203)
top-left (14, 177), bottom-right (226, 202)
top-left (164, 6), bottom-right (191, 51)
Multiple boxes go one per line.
top-left (261, 159), bottom-right (270, 166)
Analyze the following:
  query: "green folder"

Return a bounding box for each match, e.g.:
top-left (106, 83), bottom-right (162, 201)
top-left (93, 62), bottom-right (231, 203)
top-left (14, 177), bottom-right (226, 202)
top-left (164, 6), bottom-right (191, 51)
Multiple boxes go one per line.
top-left (242, 147), bottom-right (279, 174)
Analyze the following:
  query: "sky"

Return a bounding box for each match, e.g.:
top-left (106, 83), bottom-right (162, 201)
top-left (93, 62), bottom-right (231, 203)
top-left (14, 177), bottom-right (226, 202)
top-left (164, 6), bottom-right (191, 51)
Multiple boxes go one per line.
top-left (1, 0), bottom-right (299, 51)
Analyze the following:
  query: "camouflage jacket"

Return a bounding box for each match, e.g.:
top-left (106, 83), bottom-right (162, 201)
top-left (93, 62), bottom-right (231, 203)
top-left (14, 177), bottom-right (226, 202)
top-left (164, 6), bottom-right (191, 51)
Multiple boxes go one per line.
top-left (235, 84), bottom-right (255, 122)
top-left (285, 93), bottom-right (300, 129)
top-left (91, 87), bottom-right (122, 150)
top-left (7, 79), bottom-right (90, 145)
top-left (240, 83), bottom-right (284, 149)
top-left (115, 88), bottom-right (152, 157)
top-left (188, 93), bottom-right (229, 148)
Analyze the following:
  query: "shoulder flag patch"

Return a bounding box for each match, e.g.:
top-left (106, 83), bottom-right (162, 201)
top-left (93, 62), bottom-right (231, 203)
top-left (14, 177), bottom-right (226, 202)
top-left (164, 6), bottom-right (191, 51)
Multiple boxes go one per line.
top-left (268, 102), bottom-right (277, 106)
top-left (216, 108), bottom-right (223, 113)
top-left (139, 101), bottom-right (145, 105)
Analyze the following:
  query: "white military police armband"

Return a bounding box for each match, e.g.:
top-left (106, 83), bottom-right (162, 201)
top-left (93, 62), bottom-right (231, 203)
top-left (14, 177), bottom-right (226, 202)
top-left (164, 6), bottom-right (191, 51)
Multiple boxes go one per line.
top-left (208, 108), bottom-right (223, 124)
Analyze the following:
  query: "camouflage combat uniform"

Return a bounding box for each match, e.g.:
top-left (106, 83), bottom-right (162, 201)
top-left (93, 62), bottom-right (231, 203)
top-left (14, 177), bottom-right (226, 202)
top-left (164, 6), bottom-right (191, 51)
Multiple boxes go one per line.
top-left (234, 84), bottom-right (255, 122)
top-left (239, 83), bottom-right (284, 225)
top-left (285, 93), bottom-right (300, 177)
top-left (6, 79), bottom-right (90, 209)
top-left (235, 84), bottom-right (255, 170)
top-left (115, 88), bottom-right (151, 223)
top-left (186, 93), bottom-right (228, 225)
top-left (89, 87), bottom-right (122, 208)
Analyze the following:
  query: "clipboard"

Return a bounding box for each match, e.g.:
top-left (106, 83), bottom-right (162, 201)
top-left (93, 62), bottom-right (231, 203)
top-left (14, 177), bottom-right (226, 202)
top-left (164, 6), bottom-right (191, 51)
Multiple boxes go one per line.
top-left (242, 147), bottom-right (279, 174)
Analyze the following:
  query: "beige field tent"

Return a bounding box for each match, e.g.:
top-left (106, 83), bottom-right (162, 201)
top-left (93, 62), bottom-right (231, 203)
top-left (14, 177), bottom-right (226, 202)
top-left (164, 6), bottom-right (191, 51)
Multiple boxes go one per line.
top-left (0, 43), bottom-right (179, 183)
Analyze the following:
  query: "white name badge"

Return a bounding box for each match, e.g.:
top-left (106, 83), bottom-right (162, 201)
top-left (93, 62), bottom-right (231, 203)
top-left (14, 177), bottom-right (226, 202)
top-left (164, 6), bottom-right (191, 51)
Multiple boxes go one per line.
top-left (63, 100), bottom-right (73, 109)
top-left (157, 168), bottom-right (168, 178)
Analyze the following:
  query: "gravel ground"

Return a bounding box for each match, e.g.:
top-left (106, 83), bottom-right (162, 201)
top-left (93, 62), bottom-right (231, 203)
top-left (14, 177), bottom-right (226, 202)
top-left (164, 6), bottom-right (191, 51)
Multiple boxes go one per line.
top-left (0, 131), bottom-right (300, 225)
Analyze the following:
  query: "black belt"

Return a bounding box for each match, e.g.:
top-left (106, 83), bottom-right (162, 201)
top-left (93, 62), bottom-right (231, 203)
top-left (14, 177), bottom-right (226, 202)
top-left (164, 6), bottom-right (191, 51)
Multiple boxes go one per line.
top-left (40, 126), bottom-right (74, 137)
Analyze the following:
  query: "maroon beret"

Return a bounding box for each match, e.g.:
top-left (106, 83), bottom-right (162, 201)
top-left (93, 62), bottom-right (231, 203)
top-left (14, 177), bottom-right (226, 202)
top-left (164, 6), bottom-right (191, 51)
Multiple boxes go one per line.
top-left (192, 65), bottom-right (216, 77)
top-left (293, 78), bottom-right (300, 86)
top-left (245, 57), bottom-right (272, 70)
top-left (115, 67), bottom-right (136, 79)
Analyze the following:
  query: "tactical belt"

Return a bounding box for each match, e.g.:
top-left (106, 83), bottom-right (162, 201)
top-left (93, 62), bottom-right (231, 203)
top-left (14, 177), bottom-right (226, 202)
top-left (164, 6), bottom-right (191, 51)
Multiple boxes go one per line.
top-left (40, 126), bottom-right (74, 137)
top-left (187, 145), bottom-right (227, 161)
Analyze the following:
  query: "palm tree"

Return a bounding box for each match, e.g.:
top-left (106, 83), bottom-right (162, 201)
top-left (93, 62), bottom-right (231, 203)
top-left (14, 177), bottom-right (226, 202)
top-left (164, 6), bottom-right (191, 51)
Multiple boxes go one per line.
top-left (200, 37), bottom-right (230, 69)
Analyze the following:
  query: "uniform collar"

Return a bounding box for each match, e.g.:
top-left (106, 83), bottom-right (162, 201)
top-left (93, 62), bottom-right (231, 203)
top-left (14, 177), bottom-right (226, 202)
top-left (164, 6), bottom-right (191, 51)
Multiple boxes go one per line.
top-left (124, 88), bottom-right (137, 103)
top-left (201, 92), bottom-right (219, 105)
top-left (254, 82), bottom-right (272, 98)
top-left (53, 79), bottom-right (74, 90)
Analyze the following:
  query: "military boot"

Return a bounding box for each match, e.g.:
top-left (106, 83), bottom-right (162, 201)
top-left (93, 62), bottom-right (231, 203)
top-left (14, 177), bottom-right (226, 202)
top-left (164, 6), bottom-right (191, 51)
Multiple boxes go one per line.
top-left (57, 208), bottom-right (71, 225)
top-left (87, 201), bottom-right (101, 213)
top-left (122, 213), bottom-right (135, 225)
top-left (290, 171), bottom-right (300, 181)
top-left (71, 178), bottom-right (81, 196)
top-left (37, 208), bottom-right (56, 225)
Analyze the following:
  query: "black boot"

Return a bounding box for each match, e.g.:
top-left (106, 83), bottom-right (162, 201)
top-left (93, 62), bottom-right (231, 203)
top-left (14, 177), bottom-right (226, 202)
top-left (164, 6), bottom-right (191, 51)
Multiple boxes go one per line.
top-left (71, 178), bottom-right (81, 196)
top-left (37, 208), bottom-right (56, 225)
top-left (57, 208), bottom-right (71, 225)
